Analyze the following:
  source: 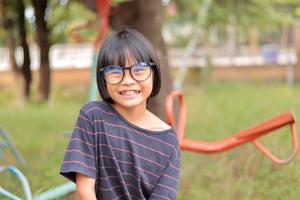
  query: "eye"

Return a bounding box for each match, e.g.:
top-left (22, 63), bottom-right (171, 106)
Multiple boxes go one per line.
top-left (111, 70), bottom-right (122, 75)
top-left (132, 63), bottom-right (149, 73)
top-left (104, 65), bottom-right (122, 75)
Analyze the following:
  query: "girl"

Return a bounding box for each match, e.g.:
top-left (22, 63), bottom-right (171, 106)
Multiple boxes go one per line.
top-left (60, 29), bottom-right (180, 200)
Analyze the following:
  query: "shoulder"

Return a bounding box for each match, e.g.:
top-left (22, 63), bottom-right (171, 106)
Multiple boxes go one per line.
top-left (79, 101), bottom-right (111, 115)
top-left (76, 101), bottom-right (118, 124)
top-left (146, 112), bottom-right (180, 147)
top-left (146, 111), bottom-right (172, 131)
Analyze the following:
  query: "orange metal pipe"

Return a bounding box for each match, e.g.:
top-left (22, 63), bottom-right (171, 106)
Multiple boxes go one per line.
top-left (166, 90), bottom-right (298, 164)
top-left (95, 0), bottom-right (111, 48)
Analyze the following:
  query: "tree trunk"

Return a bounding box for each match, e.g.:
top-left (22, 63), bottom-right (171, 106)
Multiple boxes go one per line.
top-left (32, 0), bottom-right (51, 101)
top-left (16, 0), bottom-right (32, 100)
top-left (7, 34), bottom-right (19, 76)
top-left (136, 0), bottom-right (172, 121)
top-left (0, 0), bottom-right (22, 92)
top-left (109, 0), bottom-right (172, 120)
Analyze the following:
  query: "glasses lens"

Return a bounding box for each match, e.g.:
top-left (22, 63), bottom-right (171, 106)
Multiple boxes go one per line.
top-left (103, 65), bottom-right (123, 84)
top-left (131, 62), bottom-right (151, 81)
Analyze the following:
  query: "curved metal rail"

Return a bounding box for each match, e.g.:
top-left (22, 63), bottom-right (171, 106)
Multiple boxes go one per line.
top-left (166, 90), bottom-right (298, 164)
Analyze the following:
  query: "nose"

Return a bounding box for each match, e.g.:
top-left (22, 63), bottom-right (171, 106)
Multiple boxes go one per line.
top-left (121, 69), bottom-right (135, 85)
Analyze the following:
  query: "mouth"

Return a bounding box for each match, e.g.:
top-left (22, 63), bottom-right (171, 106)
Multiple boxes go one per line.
top-left (119, 90), bottom-right (140, 96)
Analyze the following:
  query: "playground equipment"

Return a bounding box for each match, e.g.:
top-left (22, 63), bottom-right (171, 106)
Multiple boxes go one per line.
top-left (166, 91), bottom-right (298, 164)
top-left (89, 0), bottom-right (110, 101)
top-left (0, 128), bottom-right (25, 165)
top-left (0, 128), bottom-right (76, 200)
top-left (0, 165), bottom-right (75, 200)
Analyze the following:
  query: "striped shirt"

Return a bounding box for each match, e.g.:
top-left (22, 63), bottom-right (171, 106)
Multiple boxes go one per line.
top-left (60, 101), bottom-right (181, 200)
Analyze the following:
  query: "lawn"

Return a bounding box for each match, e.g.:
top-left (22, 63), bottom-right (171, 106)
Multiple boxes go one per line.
top-left (1, 81), bottom-right (299, 200)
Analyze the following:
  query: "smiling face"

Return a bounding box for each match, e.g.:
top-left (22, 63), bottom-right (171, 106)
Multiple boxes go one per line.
top-left (106, 55), bottom-right (153, 111)
top-left (96, 29), bottom-right (161, 105)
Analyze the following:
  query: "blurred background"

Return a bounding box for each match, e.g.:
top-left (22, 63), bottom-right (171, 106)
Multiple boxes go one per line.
top-left (1, 0), bottom-right (300, 199)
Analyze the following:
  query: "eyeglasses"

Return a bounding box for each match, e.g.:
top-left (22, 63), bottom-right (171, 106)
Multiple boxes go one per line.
top-left (100, 62), bottom-right (155, 85)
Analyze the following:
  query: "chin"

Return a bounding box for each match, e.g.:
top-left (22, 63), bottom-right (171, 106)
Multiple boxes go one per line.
top-left (122, 102), bottom-right (145, 108)
top-left (117, 99), bottom-right (146, 109)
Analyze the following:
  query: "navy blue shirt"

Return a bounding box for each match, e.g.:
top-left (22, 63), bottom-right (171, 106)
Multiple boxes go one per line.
top-left (60, 101), bottom-right (181, 200)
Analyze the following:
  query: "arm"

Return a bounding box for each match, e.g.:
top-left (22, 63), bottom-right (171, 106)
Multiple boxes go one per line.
top-left (76, 173), bottom-right (97, 200)
top-left (149, 149), bottom-right (181, 200)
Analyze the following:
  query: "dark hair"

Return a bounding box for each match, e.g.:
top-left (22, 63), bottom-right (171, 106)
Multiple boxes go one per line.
top-left (96, 29), bottom-right (161, 103)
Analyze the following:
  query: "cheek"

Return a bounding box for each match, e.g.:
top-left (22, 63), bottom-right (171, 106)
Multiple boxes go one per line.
top-left (106, 84), bottom-right (115, 96)
top-left (144, 76), bottom-right (153, 94)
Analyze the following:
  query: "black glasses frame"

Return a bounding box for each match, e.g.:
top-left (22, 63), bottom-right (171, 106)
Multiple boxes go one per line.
top-left (100, 62), bottom-right (155, 85)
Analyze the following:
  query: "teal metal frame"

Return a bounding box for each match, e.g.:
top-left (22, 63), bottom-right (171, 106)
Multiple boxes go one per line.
top-left (0, 129), bottom-right (76, 200)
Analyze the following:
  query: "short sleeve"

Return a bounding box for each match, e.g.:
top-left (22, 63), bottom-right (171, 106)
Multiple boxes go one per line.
top-left (60, 110), bottom-right (97, 183)
top-left (149, 147), bottom-right (181, 200)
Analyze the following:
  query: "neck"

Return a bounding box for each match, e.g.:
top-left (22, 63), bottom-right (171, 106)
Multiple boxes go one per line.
top-left (112, 103), bottom-right (148, 123)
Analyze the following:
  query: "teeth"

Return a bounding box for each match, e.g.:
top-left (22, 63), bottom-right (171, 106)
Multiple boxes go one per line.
top-left (120, 90), bottom-right (139, 95)
top-left (125, 91), bottom-right (134, 95)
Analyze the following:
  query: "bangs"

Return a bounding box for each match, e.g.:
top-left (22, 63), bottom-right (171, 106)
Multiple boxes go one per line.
top-left (114, 45), bottom-right (148, 67)
top-left (98, 31), bottom-right (155, 68)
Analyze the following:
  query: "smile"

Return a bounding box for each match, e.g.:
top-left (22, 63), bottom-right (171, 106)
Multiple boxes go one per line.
top-left (119, 90), bottom-right (140, 96)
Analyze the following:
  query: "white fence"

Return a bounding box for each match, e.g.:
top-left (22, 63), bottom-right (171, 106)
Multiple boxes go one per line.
top-left (0, 43), bottom-right (297, 72)
top-left (0, 43), bottom-right (94, 71)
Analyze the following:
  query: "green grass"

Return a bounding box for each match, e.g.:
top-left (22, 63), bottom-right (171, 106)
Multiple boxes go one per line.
top-left (1, 81), bottom-right (300, 199)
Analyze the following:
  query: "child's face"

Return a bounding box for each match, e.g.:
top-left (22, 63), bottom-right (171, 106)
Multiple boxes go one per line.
top-left (106, 56), bottom-right (153, 110)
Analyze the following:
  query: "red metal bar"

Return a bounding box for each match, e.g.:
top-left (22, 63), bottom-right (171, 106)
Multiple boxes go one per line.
top-left (166, 90), bottom-right (186, 141)
top-left (166, 90), bottom-right (298, 164)
top-left (94, 0), bottom-right (111, 48)
top-left (252, 122), bottom-right (298, 164)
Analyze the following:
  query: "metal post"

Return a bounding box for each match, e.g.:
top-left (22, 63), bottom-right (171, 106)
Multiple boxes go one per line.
top-left (294, 19), bottom-right (300, 79)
